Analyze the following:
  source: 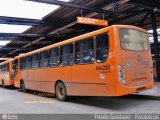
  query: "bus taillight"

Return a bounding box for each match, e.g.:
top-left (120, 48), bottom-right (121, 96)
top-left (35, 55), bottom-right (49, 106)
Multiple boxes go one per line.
top-left (118, 65), bottom-right (126, 85)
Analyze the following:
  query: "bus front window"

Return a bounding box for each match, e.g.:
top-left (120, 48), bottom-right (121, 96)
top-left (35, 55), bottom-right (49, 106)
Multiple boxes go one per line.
top-left (120, 29), bottom-right (148, 51)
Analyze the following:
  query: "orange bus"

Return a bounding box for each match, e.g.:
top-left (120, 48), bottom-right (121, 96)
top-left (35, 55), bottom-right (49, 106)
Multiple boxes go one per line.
top-left (0, 59), bottom-right (14, 88)
top-left (13, 25), bottom-right (153, 101)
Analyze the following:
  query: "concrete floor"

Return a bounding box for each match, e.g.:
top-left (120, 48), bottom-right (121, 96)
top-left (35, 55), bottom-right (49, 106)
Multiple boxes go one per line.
top-left (0, 84), bottom-right (160, 114)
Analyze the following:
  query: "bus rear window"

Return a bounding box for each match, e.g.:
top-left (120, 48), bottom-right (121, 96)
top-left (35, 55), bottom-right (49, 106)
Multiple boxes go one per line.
top-left (119, 29), bottom-right (148, 51)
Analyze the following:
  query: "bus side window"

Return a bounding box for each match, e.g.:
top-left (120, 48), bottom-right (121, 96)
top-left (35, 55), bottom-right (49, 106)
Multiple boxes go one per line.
top-left (40, 51), bottom-right (49, 68)
top-left (1, 65), bottom-right (3, 73)
top-left (6, 63), bottom-right (9, 72)
top-left (3, 64), bottom-right (8, 72)
top-left (96, 33), bottom-right (109, 63)
top-left (25, 56), bottom-right (31, 69)
top-left (0, 65), bottom-right (2, 73)
top-left (60, 44), bottom-right (73, 66)
top-left (32, 53), bottom-right (39, 68)
top-left (49, 47), bottom-right (59, 67)
top-left (0, 65), bottom-right (2, 72)
top-left (3, 64), bottom-right (5, 72)
top-left (13, 59), bottom-right (18, 76)
top-left (75, 37), bottom-right (94, 64)
top-left (0, 65), bottom-right (1, 72)
top-left (20, 57), bottom-right (25, 70)
top-left (3, 65), bottom-right (5, 73)
top-left (3, 64), bottom-right (6, 72)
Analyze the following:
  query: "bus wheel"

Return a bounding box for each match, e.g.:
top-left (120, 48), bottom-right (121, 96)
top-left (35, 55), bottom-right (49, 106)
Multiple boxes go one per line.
top-left (56, 82), bottom-right (67, 101)
top-left (2, 80), bottom-right (5, 88)
top-left (20, 80), bottom-right (26, 93)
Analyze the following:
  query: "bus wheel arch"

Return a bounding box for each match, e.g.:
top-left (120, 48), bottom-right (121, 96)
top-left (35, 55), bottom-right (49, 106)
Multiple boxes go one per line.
top-left (20, 79), bottom-right (26, 93)
top-left (55, 80), bottom-right (68, 101)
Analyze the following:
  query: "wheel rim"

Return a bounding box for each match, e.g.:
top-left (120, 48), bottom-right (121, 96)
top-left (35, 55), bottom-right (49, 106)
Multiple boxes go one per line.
top-left (21, 82), bottom-right (25, 92)
top-left (2, 81), bottom-right (4, 88)
top-left (58, 87), bottom-right (64, 98)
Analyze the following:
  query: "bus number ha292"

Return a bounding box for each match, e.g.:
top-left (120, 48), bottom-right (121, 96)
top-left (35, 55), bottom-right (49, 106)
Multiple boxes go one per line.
top-left (96, 65), bottom-right (110, 71)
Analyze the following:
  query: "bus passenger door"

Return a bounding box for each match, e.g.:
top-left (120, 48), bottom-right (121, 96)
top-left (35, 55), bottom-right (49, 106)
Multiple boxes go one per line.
top-left (12, 59), bottom-right (21, 88)
top-left (57, 44), bottom-right (74, 95)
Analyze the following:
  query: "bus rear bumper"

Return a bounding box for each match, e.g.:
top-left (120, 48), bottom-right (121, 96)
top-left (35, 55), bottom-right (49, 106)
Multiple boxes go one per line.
top-left (116, 82), bottom-right (154, 96)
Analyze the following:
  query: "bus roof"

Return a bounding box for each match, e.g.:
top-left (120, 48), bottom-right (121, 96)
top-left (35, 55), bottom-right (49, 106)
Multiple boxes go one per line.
top-left (0, 58), bottom-right (13, 65)
top-left (14, 25), bottom-right (147, 59)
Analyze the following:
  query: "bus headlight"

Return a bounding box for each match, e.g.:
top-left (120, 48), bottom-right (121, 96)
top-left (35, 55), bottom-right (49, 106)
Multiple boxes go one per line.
top-left (118, 65), bottom-right (126, 84)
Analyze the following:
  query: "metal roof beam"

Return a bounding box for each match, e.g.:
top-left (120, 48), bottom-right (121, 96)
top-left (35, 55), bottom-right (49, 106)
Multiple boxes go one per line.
top-left (0, 38), bottom-right (33, 42)
top-left (138, 12), bottom-right (150, 27)
top-left (27, 0), bottom-right (118, 16)
top-left (112, 0), bottom-right (119, 12)
top-left (129, 0), bottom-right (160, 13)
top-left (0, 48), bottom-right (33, 53)
top-left (110, 9), bottom-right (147, 23)
top-left (0, 16), bottom-right (51, 26)
top-left (0, 37), bottom-right (56, 42)
top-left (0, 46), bottom-right (35, 50)
top-left (0, 37), bottom-right (17, 40)
top-left (0, 33), bottom-right (48, 38)
top-left (0, 53), bottom-right (17, 56)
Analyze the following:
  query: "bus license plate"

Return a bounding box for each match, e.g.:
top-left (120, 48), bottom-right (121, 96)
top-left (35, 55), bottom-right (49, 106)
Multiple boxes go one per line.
top-left (137, 87), bottom-right (146, 92)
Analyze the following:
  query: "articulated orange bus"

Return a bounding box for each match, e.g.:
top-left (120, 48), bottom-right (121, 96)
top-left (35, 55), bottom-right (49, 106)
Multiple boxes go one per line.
top-left (0, 59), bottom-right (14, 88)
top-left (13, 25), bottom-right (153, 101)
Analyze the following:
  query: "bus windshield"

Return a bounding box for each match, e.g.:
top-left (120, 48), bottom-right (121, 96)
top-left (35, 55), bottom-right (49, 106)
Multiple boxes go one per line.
top-left (119, 28), bottom-right (148, 51)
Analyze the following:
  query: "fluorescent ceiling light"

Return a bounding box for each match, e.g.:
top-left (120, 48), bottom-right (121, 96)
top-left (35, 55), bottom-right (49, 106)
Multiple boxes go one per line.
top-left (149, 36), bottom-right (160, 43)
top-left (0, 0), bottom-right (70, 33)
top-left (149, 37), bottom-right (153, 40)
top-left (0, 0), bottom-right (69, 19)
top-left (148, 28), bottom-right (160, 33)
top-left (0, 41), bottom-right (11, 46)
top-left (0, 24), bottom-right (31, 33)
top-left (0, 0), bottom-right (70, 46)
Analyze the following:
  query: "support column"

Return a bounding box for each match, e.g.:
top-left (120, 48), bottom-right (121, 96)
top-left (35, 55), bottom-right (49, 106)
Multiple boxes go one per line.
top-left (112, 0), bottom-right (118, 12)
top-left (151, 12), bottom-right (160, 82)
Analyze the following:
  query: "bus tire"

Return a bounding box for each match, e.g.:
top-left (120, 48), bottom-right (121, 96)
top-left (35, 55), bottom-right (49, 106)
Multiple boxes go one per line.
top-left (20, 80), bottom-right (26, 93)
top-left (55, 82), bottom-right (67, 101)
top-left (2, 80), bottom-right (5, 88)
